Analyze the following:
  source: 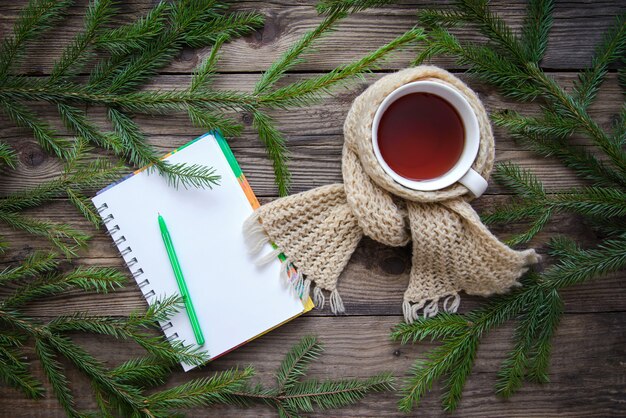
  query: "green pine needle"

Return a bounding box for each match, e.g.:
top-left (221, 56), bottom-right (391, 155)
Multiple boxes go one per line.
top-left (255, 10), bottom-right (346, 95)
top-left (390, 313), bottom-right (470, 344)
top-left (492, 163), bottom-right (546, 198)
top-left (0, 0), bottom-right (73, 78)
top-left (109, 356), bottom-right (171, 388)
top-left (34, 339), bottom-right (79, 417)
top-left (0, 211), bottom-right (89, 257)
top-left (0, 96), bottom-right (72, 159)
top-left (521, 0), bottom-right (554, 63)
top-left (95, 2), bottom-right (168, 55)
top-left (49, 0), bottom-right (116, 82)
top-left (0, 142), bottom-right (17, 169)
top-left (276, 335), bottom-right (323, 391)
top-left (573, 14), bottom-right (626, 108)
top-left (543, 236), bottom-right (626, 288)
top-left (228, 335), bottom-right (394, 414)
top-left (0, 251), bottom-right (58, 284)
top-left (146, 367), bottom-right (255, 410)
top-left (0, 343), bottom-right (44, 399)
top-left (316, 0), bottom-right (397, 15)
top-left (252, 111), bottom-right (291, 196)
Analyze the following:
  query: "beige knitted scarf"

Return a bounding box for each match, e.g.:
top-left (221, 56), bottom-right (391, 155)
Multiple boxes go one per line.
top-left (244, 66), bottom-right (539, 322)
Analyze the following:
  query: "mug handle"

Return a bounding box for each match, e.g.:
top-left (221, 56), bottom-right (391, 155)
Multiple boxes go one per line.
top-left (459, 168), bottom-right (488, 197)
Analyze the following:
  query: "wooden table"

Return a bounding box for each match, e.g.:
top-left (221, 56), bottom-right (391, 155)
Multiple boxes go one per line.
top-left (1, 1), bottom-right (625, 416)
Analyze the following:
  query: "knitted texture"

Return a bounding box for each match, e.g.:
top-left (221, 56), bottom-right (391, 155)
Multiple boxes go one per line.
top-left (244, 66), bottom-right (539, 322)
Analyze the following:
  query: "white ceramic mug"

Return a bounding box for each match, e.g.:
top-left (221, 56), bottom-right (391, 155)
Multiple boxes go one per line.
top-left (371, 80), bottom-right (488, 197)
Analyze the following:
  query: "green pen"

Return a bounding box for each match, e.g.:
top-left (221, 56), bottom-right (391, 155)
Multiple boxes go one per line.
top-left (158, 213), bottom-right (205, 346)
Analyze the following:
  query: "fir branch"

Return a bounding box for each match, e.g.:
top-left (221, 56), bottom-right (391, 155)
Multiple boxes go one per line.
top-left (66, 188), bottom-right (101, 227)
top-left (491, 109), bottom-right (626, 187)
top-left (190, 36), bottom-right (227, 93)
top-left (419, 9), bottom-right (467, 30)
top-left (0, 251), bottom-right (391, 417)
top-left (525, 288), bottom-right (563, 384)
top-left (180, 11), bottom-right (265, 47)
top-left (57, 103), bottom-right (123, 153)
top-left (397, 336), bottom-right (475, 412)
top-left (391, 313), bottom-right (469, 344)
top-left (0, 157), bottom-right (125, 212)
top-left (415, 28), bottom-right (543, 100)
top-left (49, 0), bottom-right (117, 82)
top-left (316, 0), bottom-right (397, 15)
top-left (541, 236), bottom-right (626, 288)
top-left (454, 0), bottom-right (529, 64)
top-left (275, 335), bottom-right (323, 391)
top-left (492, 162), bottom-right (546, 199)
top-left (261, 28), bottom-right (425, 109)
top-left (186, 105), bottom-right (242, 137)
top-left (282, 374), bottom-right (394, 411)
top-left (109, 356), bottom-right (171, 388)
top-left (108, 106), bottom-right (220, 189)
top-left (229, 336), bottom-right (394, 414)
top-left (573, 14), bottom-right (626, 108)
top-left (521, 0), bottom-right (554, 64)
top-left (0, 251), bottom-right (58, 284)
top-left (45, 333), bottom-right (146, 413)
top-left (146, 367), bottom-right (255, 410)
top-left (252, 111), bottom-right (290, 196)
top-left (393, 286), bottom-right (538, 411)
top-left (0, 142), bottom-right (17, 169)
top-left (440, 335), bottom-right (478, 411)
top-left (158, 163), bottom-right (221, 190)
top-left (34, 339), bottom-right (79, 417)
top-left (0, 211), bottom-right (89, 257)
top-left (504, 208), bottom-right (552, 246)
top-left (0, 342), bottom-right (44, 399)
top-left (494, 287), bottom-right (546, 397)
top-left (0, 0), bottom-right (73, 78)
top-left (94, 2), bottom-right (168, 55)
top-left (255, 9), bottom-right (346, 95)
top-left (1, 267), bottom-right (126, 308)
top-left (492, 109), bottom-right (577, 142)
top-left (107, 106), bottom-right (162, 168)
top-left (0, 96), bottom-right (72, 159)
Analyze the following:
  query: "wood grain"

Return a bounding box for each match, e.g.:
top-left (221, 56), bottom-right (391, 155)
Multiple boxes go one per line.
top-left (1, 0), bottom-right (625, 416)
top-left (0, 0), bottom-right (624, 73)
top-left (0, 314), bottom-right (624, 417)
top-left (0, 72), bottom-right (622, 196)
top-left (0, 194), bottom-right (620, 318)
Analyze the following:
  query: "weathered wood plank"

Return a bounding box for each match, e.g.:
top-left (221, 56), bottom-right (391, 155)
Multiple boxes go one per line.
top-left (0, 143), bottom-right (590, 196)
top-left (1, 1), bottom-right (625, 417)
top-left (0, 73), bottom-right (622, 196)
top-left (0, 0), bottom-right (623, 73)
top-left (0, 72), bottom-right (621, 147)
top-left (0, 314), bottom-right (624, 417)
top-left (0, 195), bottom-right (622, 318)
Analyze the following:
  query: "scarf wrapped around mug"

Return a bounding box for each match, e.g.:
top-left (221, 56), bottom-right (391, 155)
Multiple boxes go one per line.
top-left (243, 66), bottom-right (539, 322)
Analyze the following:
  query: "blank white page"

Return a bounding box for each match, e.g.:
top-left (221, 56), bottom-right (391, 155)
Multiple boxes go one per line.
top-left (92, 133), bottom-right (306, 371)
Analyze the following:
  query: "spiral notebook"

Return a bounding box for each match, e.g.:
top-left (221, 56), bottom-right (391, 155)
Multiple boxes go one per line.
top-left (92, 131), bottom-right (313, 371)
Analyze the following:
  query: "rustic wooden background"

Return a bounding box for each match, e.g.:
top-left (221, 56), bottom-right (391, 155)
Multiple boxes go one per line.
top-left (1, 0), bottom-right (625, 416)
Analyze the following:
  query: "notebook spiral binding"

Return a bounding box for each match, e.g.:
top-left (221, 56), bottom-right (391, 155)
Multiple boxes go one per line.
top-left (96, 202), bottom-right (177, 342)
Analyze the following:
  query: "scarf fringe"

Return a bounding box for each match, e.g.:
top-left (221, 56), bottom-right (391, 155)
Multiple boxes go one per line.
top-left (312, 287), bottom-right (345, 314)
top-left (243, 211), bottom-right (270, 254)
top-left (244, 212), bottom-right (346, 314)
top-left (329, 289), bottom-right (345, 314)
top-left (402, 293), bottom-right (461, 323)
top-left (313, 287), bottom-right (325, 308)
